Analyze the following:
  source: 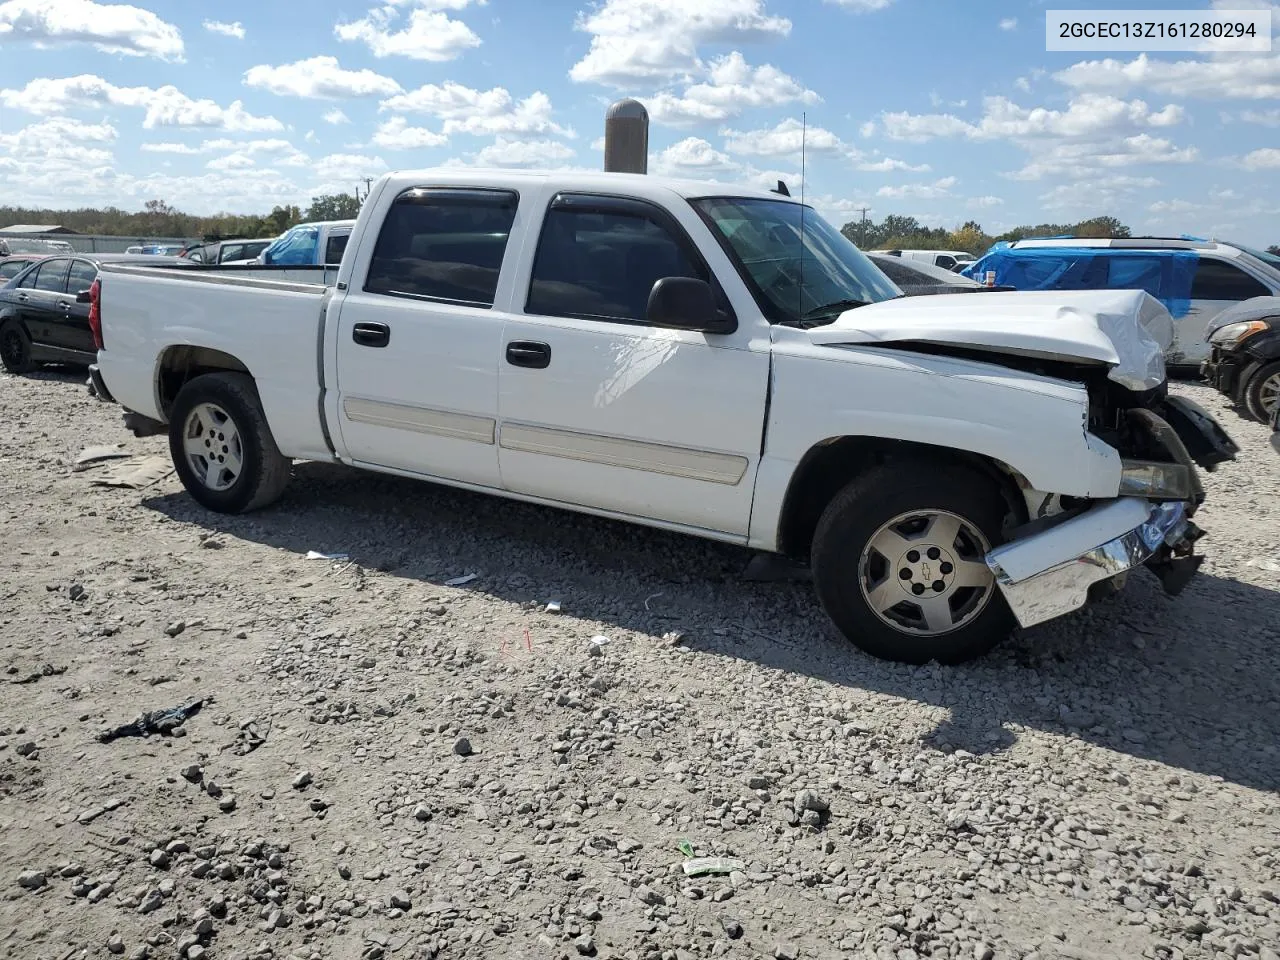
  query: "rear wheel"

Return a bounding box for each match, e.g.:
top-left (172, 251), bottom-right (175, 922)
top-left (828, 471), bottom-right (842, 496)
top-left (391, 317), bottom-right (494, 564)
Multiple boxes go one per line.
top-left (168, 372), bottom-right (291, 514)
top-left (1244, 360), bottom-right (1280, 423)
top-left (811, 461), bottom-right (1016, 665)
top-left (0, 320), bottom-right (35, 374)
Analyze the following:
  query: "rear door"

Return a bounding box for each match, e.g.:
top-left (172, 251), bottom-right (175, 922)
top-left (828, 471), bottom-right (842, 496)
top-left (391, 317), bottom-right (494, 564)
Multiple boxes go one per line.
top-left (60, 260), bottom-right (99, 353)
top-left (1186, 257), bottom-right (1273, 365)
top-left (330, 185), bottom-right (520, 488)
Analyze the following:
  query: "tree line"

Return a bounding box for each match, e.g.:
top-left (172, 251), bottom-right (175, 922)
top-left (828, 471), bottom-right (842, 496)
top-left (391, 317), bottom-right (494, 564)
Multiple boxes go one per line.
top-left (0, 193), bottom-right (363, 241)
top-left (839, 214), bottom-right (1138, 256)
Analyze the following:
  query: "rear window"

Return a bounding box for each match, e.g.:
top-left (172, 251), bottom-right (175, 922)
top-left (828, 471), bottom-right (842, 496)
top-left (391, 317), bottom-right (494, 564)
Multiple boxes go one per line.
top-left (325, 232), bottom-right (350, 265)
top-left (364, 188), bottom-right (518, 307)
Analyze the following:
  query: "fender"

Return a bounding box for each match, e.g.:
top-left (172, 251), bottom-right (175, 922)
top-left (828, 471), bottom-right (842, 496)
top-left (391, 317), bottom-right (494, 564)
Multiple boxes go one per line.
top-left (1241, 324), bottom-right (1280, 363)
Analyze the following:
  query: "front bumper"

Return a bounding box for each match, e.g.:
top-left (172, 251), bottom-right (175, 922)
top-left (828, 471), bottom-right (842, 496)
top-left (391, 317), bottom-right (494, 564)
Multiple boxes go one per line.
top-left (1201, 348), bottom-right (1242, 401)
top-left (985, 498), bottom-right (1202, 629)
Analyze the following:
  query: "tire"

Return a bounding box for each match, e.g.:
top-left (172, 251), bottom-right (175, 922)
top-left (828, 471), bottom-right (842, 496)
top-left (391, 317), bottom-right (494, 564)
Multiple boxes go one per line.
top-left (0, 319), bottom-right (36, 374)
top-left (810, 461), bottom-right (1016, 666)
top-left (167, 372), bottom-right (292, 514)
top-left (1243, 360), bottom-right (1280, 423)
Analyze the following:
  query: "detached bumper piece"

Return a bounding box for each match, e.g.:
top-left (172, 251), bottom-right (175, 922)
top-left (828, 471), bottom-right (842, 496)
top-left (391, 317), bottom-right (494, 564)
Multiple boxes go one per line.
top-left (86, 363), bottom-right (115, 404)
top-left (985, 498), bottom-right (1202, 630)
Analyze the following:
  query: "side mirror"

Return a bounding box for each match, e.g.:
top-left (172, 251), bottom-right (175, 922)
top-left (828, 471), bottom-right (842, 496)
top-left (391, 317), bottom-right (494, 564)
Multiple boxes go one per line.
top-left (645, 277), bottom-right (735, 334)
top-left (75, 289), bottom-right (92, 303)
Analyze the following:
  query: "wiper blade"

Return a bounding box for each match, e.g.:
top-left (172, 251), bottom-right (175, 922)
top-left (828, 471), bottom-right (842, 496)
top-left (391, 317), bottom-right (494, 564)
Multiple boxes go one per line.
top-left (800, 298), bottom-right (871, 321)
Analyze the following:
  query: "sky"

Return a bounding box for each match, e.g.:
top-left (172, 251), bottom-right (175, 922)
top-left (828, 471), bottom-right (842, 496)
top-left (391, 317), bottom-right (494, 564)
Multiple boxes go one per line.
top-left (0, 0), bottom-right (1278, 245)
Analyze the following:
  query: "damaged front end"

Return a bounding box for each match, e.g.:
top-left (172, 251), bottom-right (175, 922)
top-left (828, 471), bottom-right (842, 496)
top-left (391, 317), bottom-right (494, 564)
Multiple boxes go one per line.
top-left (984, 381), bottom-right (1237, 630)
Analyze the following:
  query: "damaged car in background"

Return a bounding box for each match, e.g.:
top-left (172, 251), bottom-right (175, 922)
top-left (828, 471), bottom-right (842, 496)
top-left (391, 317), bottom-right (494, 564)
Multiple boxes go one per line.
top-left (87, 170), bottom-right (1238, 665)
top-left (1201, 295), bottom-right (1280, 424)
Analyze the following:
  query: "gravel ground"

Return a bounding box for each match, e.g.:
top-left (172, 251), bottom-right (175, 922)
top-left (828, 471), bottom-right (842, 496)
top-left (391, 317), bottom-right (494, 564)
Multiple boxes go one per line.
top-left (1, 369), bottom-right (1278, 960)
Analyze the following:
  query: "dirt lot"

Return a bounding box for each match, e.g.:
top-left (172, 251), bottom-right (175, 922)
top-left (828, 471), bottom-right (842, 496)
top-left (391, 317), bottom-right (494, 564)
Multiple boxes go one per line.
top-left (1, 369), bottom-right (1278, 960)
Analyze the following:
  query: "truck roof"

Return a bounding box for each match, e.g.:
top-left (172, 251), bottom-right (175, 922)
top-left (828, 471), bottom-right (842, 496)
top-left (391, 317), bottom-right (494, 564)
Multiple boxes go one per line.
top-left (375, 168), bottom-right (802, 205)
top-left (1009, 237), bottom-right (1244, 257)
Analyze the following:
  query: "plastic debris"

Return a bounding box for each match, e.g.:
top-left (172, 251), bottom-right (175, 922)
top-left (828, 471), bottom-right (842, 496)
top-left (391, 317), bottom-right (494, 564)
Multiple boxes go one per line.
top-left (72, 444), bottom-right (131, 472)
top-left (589, 635), bottom-right (611, 646)
top-left (545, 600), bottom-right (562, 613)
top-left (89, 455), bottom-right (174, 489)
top-left (677, 840), bottom-right (695, 858)
top-left (305, 550), bottom-right (350, 561)
top-left (97, 697), bottom-right (212, 743)
top-left (681, 856), bottom-right (747, 877)
top-left (445, 574), bottom-right (478, 586)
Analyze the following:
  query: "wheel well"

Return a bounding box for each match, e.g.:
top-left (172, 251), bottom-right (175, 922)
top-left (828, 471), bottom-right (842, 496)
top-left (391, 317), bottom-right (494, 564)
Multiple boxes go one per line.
top-left (156, 346), bottom-right (251, 419)
top-left (775, 436), bottom-right (1029, 562)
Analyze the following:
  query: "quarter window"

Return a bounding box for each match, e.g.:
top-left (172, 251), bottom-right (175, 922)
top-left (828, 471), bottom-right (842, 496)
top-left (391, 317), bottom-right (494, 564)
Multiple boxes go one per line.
top-left (0, 260), bottom-right (27, 280)
top-left (1190, 259), bottom-right (1270, 300)
top-left (526, 201), bottom-right (707, 323)
top-left (364, 188), bottom-right (518, 307)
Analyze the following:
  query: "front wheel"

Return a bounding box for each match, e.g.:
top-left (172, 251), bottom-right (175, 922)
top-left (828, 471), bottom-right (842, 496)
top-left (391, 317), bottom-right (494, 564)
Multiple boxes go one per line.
top-left (1244, 360), bottom-right (1280, 424)
top-left (811, 462), bottom-right (1016, 665)
top-left (168, 372), bottom-right (292, 514)
top-left (0, 319), bottom-right (36, 374)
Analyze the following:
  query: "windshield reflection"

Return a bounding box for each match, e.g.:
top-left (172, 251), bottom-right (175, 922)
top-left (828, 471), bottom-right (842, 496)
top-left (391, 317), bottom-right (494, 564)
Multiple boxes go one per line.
top-left (690, 196), bottom-right (902, 325)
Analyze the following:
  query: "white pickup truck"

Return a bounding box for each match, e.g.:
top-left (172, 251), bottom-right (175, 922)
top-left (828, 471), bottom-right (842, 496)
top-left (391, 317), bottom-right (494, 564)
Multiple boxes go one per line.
top-left (87, 169), bottom-right (1238, 665)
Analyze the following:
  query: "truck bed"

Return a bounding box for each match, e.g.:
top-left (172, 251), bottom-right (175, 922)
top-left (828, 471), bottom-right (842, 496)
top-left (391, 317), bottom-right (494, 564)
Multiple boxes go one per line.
top-left (94, 262), bottom-right (336, 462)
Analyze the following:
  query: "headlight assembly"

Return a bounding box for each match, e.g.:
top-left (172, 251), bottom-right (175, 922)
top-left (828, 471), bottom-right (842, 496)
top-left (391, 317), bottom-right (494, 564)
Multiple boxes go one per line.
top-left (1208, 320), bottom-right (1269, 347)
top-left (1119, 459), bottom-right (1194, 500)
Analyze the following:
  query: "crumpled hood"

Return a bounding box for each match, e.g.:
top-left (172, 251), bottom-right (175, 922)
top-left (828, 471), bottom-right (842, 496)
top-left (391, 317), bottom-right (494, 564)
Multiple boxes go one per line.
top-left (1202, 295), bottom-right (1280, 338)
top-left (806, 288), bottom-right (1174, 391)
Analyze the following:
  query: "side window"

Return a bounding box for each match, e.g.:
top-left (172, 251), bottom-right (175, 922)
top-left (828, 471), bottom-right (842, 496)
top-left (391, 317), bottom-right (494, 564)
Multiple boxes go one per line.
top-left (364, 188), bottom-right (518, 307)
top-left (325, 232), bottom-right (349, 264)
top-left (34, 258), bottom-right (71, 293)
top-left (218, 244), bottom-right (243, 263)
top-left (1190, 259), bottom-right (1270, 301)
top-left (18, 263), bottom-right (42, 288)
top-left (67, 261), bottom-right (97, 294)
top-left (935, 255), bottom-right (957, 270)
top-left (0, 261), bottom-right (26, 280)
top-left (526, 199), bottom-right (708, 323)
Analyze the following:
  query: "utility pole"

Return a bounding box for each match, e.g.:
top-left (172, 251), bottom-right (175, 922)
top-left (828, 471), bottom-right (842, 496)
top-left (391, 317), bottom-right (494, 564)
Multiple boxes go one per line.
top-left (858, 206), bottom-right (870, 247)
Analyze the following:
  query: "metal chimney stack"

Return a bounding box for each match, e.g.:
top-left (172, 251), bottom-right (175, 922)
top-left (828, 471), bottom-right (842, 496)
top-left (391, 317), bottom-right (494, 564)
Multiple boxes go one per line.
top-left (604, 98), bottom-right (648, 174)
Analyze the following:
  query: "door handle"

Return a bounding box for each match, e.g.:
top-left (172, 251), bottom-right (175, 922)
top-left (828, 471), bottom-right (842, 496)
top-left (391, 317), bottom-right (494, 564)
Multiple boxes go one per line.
top-left (352, 321), bottom-right (390, 348)
top-left (505, 340), bottom-right (551, 369)
top-left (16, 293), bottom-right (28, 302)
top-left (57, 300), bottom-right (70, 310)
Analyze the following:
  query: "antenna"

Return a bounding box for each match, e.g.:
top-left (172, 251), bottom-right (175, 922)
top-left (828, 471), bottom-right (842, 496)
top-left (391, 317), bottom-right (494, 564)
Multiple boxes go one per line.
top-left (798, 112), bottom-right (807, 322)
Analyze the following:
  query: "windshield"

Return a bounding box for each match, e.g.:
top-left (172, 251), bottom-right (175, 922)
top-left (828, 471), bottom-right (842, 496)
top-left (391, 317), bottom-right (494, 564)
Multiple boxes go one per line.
top-left (263, 226), bottom-right (320, 265)
top-left (690, 196), bottom-right (902, 324)
top-left (1227, 240), bottom-right (1280, 272)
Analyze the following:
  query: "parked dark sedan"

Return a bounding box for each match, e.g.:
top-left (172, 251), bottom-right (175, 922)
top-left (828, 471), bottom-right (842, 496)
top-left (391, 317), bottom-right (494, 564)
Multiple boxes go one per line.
top-left (0, 253), bottom-right (50, 282)
top-left (0, 253), bottom-right (191, 373)
top-left (866, 252), bottom-right (1011, 296)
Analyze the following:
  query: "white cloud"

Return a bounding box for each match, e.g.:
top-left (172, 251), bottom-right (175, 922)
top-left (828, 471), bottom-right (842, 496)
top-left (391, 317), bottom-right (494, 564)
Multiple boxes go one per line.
top-left (140, 137), bottom-right (308, 167)
top-left (825, 0), bottom-right (896, 10)
top-left (647, 52), bottom-right (819, 126)
top-left (1038, 175), bottom-right (1161, 212)
top-left (470, 137), bottom-right (576, 167)
top-left (882, 94), bottom-right (1185, 142)
top-left (652, 136), bottom-right (742, 178)
top-left (1243, 147), bottom-right (1280, 170)
top-left (1009, 135), bottom-right (1197, 180)
top-left (203, 19), bottom-right (244, 39)
top-left (0, 74), bottom-right (283, 131)
top-left (1055, 53), bottom-right (1280, 100)
top-left (569, 0), bottom-right (791, 88)
top-left (859, 121), bottom-right (876, 138)
top-left (966, 195), bottom-right (1004, 208)
top-left (323, 109), bottom-right (351, 125)
top-left (0, 0), bottom-right (183, 60)
top-left (207, 153), bottom-right (256, 172)
top-left (876, 176), bottom-right (956, 199)
top-left (381, 82), bottom-right (573, 138)
top-left (857, 157), bottom-right (930, 173)
top-left (312, 153), bottom-right (388, 184)
top-left (721, 117), bottom-right (847, 157)
top-left (999, 17), bottom-right (1017, 31)
top-left (140, 142), bottom-right (201, 155)
top-left (1148, 198), bottom-right (1208, 214)
top-left (371, 116), bottom-right (449, 149)
top-left (335, 1), bottom-right (481, 61)
top-left (244, 56), bottom-right (402, 99)
top-left (1240, 108), bottom-right (1280, 126)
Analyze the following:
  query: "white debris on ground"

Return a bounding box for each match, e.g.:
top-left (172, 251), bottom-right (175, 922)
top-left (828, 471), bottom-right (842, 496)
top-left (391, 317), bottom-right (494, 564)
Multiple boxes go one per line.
top-left (1, 370), bottom-right (1279, 960)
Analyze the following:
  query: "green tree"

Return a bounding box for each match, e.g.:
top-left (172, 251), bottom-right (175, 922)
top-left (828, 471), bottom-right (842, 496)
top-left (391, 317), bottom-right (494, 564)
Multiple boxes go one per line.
top-left (1268, 245), bottom-right (1280, 256)
top-left (304, 193), bottom-right (362, 221)
top-left (264, 204), bottom-right (302, 236)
